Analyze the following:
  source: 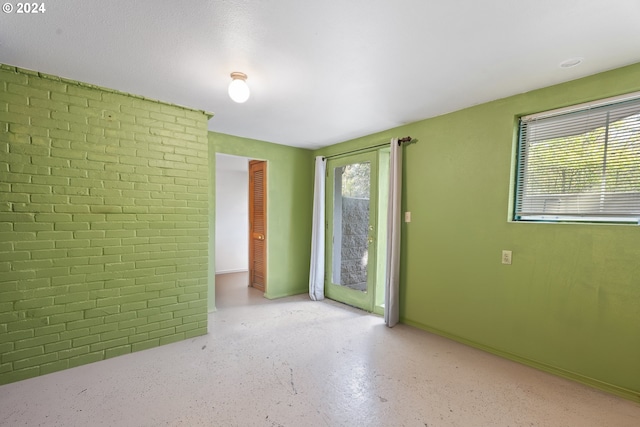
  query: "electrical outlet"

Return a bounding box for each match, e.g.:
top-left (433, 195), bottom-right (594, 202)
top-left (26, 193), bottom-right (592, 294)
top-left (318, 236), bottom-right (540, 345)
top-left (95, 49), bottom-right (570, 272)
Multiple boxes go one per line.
top-left (502, 250), bottom-right (512, 265)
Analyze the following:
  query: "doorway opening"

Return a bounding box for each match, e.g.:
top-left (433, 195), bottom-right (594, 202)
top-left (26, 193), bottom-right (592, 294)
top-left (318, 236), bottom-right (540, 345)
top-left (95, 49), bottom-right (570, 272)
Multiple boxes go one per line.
top-left (214, 154), bottom-right (267, 308)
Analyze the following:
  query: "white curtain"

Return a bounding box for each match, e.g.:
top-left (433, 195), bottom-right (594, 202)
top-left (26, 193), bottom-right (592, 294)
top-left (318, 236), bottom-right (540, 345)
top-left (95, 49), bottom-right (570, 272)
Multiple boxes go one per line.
top-left (385, 138), bottom-right (402, 327)
top-left (309, 156), bottom-right (326, 301)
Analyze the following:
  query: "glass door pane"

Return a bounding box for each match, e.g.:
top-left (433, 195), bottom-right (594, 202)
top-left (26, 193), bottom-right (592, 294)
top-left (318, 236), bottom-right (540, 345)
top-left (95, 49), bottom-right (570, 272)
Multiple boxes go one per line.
top-left (332, 161), bottom-right (371, 291)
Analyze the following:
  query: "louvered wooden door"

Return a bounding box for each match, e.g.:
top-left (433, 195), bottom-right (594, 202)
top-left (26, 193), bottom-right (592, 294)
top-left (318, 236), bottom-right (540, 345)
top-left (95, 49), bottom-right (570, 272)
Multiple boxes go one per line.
top-left (249, 160), bottom-right (267, 292)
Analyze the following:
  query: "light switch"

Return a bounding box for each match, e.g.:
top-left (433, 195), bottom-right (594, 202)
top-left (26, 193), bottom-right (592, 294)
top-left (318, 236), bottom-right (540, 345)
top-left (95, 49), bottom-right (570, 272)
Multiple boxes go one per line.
top-left (405, 212), bottom-right (411, 223)
top-left (502, 250), bottom-right (512, 265)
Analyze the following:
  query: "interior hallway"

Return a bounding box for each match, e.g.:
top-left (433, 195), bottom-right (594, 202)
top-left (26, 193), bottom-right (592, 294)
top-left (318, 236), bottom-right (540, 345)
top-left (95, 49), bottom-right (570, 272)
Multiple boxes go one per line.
top-left (0, 272), bottom-right (638, 427)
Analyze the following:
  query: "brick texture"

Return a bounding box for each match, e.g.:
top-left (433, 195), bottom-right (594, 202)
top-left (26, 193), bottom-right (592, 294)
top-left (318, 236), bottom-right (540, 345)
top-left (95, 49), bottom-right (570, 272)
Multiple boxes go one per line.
top-left (0, 65), bottom-right (211, 384)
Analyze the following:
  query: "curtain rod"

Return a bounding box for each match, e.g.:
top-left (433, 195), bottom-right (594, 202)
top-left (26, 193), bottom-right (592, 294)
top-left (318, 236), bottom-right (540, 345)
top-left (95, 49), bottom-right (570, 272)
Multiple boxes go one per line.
top-left (323, 136), bottom-right (413, 160)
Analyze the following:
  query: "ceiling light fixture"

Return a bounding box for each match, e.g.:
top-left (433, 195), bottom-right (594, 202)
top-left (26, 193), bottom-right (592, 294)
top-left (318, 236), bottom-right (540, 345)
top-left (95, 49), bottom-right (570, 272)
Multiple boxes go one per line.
top-left (228, 72), bottom-right (250, 103)
top-left (559, 57), bottom-right (583, 69)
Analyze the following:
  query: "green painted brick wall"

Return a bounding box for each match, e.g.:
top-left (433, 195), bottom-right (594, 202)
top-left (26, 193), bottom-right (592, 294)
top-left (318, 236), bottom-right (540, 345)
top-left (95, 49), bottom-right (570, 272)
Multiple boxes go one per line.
top-left (0, 65), bottom-right (212, 384)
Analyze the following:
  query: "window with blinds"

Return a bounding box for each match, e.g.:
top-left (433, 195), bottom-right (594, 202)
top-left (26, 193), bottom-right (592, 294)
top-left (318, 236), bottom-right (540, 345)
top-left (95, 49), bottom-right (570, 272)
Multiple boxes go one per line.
top-left (515, 92), bottom-right (640, 223)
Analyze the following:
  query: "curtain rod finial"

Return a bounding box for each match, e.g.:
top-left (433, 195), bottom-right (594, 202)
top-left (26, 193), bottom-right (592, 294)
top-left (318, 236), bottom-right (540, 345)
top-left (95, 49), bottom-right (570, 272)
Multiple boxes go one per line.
top-left (398, 136), bottom-right (412, 145)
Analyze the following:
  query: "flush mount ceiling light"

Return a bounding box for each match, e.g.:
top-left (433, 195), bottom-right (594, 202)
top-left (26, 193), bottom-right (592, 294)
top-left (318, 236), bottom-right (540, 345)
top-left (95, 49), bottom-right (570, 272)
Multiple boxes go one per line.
top-left (228, 72), bottom-right (250, 103)
top-left (559, 57), bottom-right (584, 69)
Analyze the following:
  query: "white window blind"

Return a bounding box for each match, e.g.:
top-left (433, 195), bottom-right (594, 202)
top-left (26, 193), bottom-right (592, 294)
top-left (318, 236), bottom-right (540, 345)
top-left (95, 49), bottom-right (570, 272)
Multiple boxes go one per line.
top-left (515, 93), bottom-right (640, 223)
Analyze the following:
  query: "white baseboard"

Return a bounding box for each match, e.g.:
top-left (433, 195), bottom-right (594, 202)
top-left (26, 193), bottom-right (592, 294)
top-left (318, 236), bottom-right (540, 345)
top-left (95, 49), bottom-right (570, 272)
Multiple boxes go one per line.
top-left (215, 269), bottom-right (249, 274)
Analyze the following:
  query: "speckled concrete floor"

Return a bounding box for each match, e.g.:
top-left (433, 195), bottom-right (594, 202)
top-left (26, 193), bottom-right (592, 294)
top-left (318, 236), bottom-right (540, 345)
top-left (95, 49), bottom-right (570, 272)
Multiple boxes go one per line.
top-left (1, 272), bottom-right (639, 427)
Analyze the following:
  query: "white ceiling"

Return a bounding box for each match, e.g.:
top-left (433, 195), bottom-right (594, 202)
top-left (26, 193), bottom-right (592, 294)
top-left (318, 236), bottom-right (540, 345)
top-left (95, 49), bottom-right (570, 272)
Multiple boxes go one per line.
top-left (2, 1), bottom-right (640, 149)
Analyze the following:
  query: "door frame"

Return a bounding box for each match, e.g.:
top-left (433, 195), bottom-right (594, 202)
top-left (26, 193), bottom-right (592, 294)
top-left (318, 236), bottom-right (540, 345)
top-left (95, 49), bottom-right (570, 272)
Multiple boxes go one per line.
top-left (325, 151), bottom-right (379, 312)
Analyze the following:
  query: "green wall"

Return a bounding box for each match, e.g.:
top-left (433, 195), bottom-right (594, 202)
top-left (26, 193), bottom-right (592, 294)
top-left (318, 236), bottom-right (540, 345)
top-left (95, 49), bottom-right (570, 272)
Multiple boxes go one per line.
top-left (2, 58), bottom-right (639, 402)
top-left (0, 65), bottom-right (211, 384)
top-left (315, 62), bottom-right (640, 402)
top-left (209, 132), bottom-right (313, 303)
